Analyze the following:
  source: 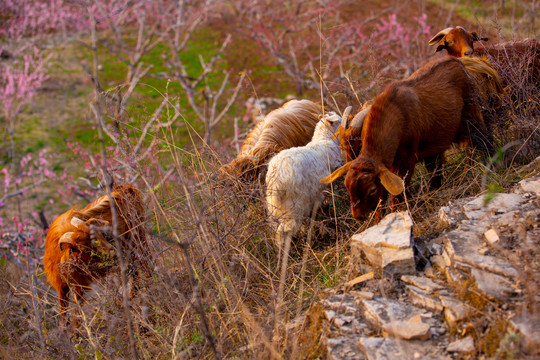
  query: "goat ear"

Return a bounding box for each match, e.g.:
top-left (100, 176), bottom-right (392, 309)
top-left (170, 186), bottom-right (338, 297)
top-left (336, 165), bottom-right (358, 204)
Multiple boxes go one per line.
top-left (59, 232), bottom-right (75, 251)
top-left (323, 112), bottom-right (341, 125)
top-left (435, 42), bottom-right (446, 53)
top-left (320, 162), bottom-right (351, 184)
top-left (378, 168), bottom-right (404, 196)
top-left (428, 27), bottom-right (453, 46)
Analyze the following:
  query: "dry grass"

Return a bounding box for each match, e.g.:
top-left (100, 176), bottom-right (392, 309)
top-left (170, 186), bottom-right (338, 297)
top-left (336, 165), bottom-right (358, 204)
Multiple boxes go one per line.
top-left (1, 21), bottom-right (538, 360)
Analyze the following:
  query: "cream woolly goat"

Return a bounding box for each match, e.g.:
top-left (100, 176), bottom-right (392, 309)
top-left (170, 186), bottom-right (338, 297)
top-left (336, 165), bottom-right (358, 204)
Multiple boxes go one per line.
top-left (265, 111), bottom-right (343, 306)
top-left (266, 112), bottom-right (343, 249)
top-left (219, 99), bottom-right (321, 182)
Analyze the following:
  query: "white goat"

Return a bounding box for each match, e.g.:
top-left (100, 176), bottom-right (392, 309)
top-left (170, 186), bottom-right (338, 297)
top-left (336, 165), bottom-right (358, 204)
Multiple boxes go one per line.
top-left (265, 110), bottom-right (344, 306)
top-left (266, 110), bottom-right (343, 248)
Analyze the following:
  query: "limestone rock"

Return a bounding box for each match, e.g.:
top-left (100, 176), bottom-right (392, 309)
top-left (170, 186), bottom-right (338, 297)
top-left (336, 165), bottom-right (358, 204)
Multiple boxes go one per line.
top-left (484, 228), bottom-right (500, 246)
top-left (471, 268), bottom-right (517, 300)
top-left (382, 320), bottom-right (431, 340)
top-left (326, 336), bottom-right (366, 360)
top-left (518, 177), bottom-right (540, 196)
top-left (351, 211), bottom-right (415, 276)
top-left (439, 295), bottom-right (471, 327)
top-left (442, 231), bottom-right (518, 278)
top-left (509, 314), bottom-right (540, 354)
top-left (358, 336), bottom-right (450, 360)
top-left (406, 285), bottom-right (444, 313)
top-left (438, 201), bottom-right (467, 227)
top-left (446, 335), bottom-right (475, 353)
top-left (401, 275), bottom-right (443, 293)
top-left (321, 294), bottom-right (358, 316)
top-left (359, 297), bottom-right (423, 329)
top-left (462, 193), bottom-right (525, 221)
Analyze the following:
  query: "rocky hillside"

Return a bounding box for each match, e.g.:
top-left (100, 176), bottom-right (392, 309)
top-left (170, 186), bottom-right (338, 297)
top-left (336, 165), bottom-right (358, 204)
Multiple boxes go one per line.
top-left (315, 165), bottom-right (540, 359)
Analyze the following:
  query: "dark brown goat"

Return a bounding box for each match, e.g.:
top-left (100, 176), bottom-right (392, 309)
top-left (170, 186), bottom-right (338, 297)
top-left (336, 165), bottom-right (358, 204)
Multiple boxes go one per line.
top-left (321, 57), bottom-right (503, 221)
top-left (428, 26), bottom-right (540, 82)
top-left (43, 185), bottom-right (149, 323)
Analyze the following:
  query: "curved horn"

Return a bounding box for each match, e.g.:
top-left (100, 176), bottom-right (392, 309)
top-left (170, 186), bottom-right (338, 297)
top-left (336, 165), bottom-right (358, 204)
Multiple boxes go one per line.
top-left (341, 106), bottom-right (353, 129)
top-left (71, 217), bottom-right (84, 228)
top-left (350, 106), bottom-right (370, 130)
top-left (428, 27), bottom-right (454, 45)
top-left (58, 232), bottom-right (74, 251)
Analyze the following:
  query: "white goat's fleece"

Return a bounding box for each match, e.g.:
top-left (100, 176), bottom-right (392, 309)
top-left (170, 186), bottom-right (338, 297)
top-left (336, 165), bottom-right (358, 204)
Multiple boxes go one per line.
top-left (266, 112), bottom-right (343, 236)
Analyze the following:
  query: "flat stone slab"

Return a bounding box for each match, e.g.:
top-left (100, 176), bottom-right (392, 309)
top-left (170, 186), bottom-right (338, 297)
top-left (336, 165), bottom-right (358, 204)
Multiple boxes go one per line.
top-left (326, 336), bottom-right (366, 360)
top-left (401, 275), bottom-right (444, 293)
top-left (462, 193), bottom-right (525, 221)
top-left (471, 268), bottom-right (517, 300)
top-left (321, 294), bottom-right (359, 316)
top-left (446, 335), bottom-right (475, 353)
top-left (382, 320), bottom-right (431, 340)
top-left (439, 295), bottom-right (472, 327)
top-left (509, 314), bottom-right (540, 354)
top-left (353, 211), bottom-right (413, 249)
top-left (351, 211), bottom-right (415, 276)
top-left (358, 336), bottom-right (450, 360)
top-left (359, 297), bottom-right (424, 329)
top-left (518, 177), bottom-right (540, 196)
top-left (406, 285), bottom-right (444, 313)
top-left (443, 230), bottom-right (518, 278)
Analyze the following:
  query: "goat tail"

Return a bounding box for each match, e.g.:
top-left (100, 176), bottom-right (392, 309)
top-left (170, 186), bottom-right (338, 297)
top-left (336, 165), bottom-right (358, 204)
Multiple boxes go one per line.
top-left (459, 56), bottom-right (505, 106)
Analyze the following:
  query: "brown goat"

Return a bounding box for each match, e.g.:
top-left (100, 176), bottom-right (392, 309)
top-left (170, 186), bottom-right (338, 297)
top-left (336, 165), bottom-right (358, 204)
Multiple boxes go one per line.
top-left (321, 57), bottom-right (503, 221)
top-left (219, 99), bottom-right (321, 182)
top-left (43, 185), bottom-right (149, 322)
top-left (428, 26), bottom-right (540, 82)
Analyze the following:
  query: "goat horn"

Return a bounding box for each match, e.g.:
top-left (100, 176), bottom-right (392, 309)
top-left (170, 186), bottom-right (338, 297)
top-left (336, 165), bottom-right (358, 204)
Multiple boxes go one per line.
top-left (428, 27), bottom-right (454, 45)
top-left (71, 217), bottom-right (84, 228)
top-left (349, 106), bottom-right (370, 131)
top-left (58, 232), bottom-right (74, 251)
top-left (341, 106), bottom-right (352, 129)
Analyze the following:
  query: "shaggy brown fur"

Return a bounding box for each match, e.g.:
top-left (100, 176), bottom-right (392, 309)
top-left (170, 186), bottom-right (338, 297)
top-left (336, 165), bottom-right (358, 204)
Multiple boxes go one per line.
top-left (219, 99), bottom-right (322, 182)
top-left (43, 185), bottom-right (149, 323)
top-left (322, 57), bottom-right (503, 221)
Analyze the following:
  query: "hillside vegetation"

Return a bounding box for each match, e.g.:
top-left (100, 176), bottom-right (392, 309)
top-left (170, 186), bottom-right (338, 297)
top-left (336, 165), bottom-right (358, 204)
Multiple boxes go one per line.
top-left (0, 0), bottom-right (538, 359)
